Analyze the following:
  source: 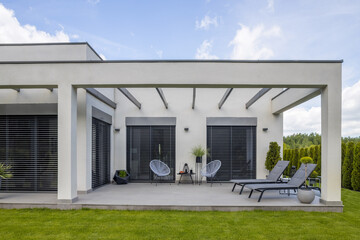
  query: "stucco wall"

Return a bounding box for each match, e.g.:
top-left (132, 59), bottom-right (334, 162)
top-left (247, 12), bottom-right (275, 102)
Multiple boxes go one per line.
top-left (114, 88), bottom-right (283, 180)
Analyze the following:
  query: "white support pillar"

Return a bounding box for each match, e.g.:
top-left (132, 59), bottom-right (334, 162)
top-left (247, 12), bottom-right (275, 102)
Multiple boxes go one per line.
top-left (58, 83), bottom-right (78, 203)
top-left (77, 89), bottom-right (92, 194)
top-left (321, 84), bottom-right (342, 205)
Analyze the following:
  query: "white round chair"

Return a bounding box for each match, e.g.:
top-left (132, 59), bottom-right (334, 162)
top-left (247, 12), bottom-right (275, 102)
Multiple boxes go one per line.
top-left (149, 159), bottom-right (171, 185)
top-left (201, 160), bottom-right (222, 186)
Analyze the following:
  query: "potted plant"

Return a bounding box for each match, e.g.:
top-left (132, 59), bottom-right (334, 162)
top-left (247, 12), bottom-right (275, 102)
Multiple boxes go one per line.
top-left (113, 170), bottom-right (130, 184)
top-left (191, 145), bottom-right (208, 163)
top-left (0, 163), bottom-right (13, 189)
top-left (297, 157), bottom-right (315, 204)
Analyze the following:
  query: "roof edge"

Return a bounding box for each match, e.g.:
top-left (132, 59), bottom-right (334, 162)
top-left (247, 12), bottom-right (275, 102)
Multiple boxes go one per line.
top-left (0, 59), bottom-right (344, 64)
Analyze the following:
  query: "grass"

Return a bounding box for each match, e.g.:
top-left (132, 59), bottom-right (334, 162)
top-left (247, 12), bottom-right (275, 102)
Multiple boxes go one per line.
top-left (0, 189), bottom-right (359, 240)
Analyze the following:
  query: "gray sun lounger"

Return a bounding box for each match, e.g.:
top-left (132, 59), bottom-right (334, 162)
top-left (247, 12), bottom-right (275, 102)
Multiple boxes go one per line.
top-left (230, 161), bottom-right (289, 194)
top-left (246, 163), bottom-right (317, 202)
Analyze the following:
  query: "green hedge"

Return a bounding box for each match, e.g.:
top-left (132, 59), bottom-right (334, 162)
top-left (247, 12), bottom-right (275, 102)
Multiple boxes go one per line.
top-left (282, 140), bottom-right (360, 191)
top-left (351, 142), bottom-right (360, 191)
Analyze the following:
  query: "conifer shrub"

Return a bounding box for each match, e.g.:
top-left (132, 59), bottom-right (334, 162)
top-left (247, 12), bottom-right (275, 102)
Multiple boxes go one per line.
top-left (265, 142), bottom-right (282, 171)
top-left (315, 145), bottom-right (321, 175)
top-left (343, 142), bottom-right (355, 189)
top-left (293, 149), bottom-right (300, 170)
top-left (351, 142), bottom-right (360, 191)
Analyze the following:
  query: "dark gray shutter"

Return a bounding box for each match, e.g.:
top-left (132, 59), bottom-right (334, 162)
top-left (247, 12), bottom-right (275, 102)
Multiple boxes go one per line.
top-left (92, 118), bottom-right (110, 189)
top-left (207, 126), bottom-right (256, 181)
top-left (0, 115), bottom-right (58, 191)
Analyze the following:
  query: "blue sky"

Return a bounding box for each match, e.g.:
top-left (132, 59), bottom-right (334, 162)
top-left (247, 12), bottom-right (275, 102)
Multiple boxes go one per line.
top-left (1, 0), bottom-right (360, 136)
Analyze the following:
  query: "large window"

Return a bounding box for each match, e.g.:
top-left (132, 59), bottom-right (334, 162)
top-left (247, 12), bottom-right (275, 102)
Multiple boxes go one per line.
top-left (0, 115), bottom-right (58, 191)
top-left (92, 118), bottom-right (111, 189)
top-left (207, 126), bottom-right (256, 181)
top-left (127, 126), bottom-right (175, 182)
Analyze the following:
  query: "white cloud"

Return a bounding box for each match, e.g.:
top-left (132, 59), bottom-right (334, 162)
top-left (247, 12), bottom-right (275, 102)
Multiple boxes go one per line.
top-left (195, 40), bottom-right (218, 59)
top-left (0, 3), bottom-right (70, 43)
top-left (267, 0), bottom-right (275, 12)
top-left (87, 0), bottom-right (100, 5)
top-left (342, 80), bottom-right (360, 136)
top-left (284, 106), bottom-right (321, 136)
top-left (284, 79), bottom-right (360, 137)
top-left (229, 24), bottom-right (281, 60)
top-left (195, 15), bottom-right (218, 30)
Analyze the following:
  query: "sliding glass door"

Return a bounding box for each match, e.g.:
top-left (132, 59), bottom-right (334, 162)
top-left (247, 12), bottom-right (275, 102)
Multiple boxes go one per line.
top-left (207, 126), bottom-right (256, 181)
top-left (127, 126), bottom-right (175, 182)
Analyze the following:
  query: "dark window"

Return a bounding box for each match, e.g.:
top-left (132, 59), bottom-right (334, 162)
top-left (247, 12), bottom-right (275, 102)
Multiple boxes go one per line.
top-left (92, 118), bottom-right (111, 189)
top-left (0, 115), bottom-right (58, 191)
top-left (127, 126), bottom-right (175, 182)
top-left (207, 126), bottom-right (256, 181)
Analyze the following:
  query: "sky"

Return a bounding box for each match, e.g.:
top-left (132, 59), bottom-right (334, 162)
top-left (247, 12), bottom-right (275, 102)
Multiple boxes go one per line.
top-left (0, 0), bottom-right (360, 137)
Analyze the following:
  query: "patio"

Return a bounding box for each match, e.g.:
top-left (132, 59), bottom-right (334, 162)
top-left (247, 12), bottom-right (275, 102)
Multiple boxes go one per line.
top-left (0, 183), bottom-right (342, 212)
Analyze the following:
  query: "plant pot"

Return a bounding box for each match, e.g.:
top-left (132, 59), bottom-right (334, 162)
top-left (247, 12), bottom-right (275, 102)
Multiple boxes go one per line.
top-left (196, 156), bottom-right (202, 163)
top-left (113, 170), bottom-right (130, 184)
top-left (297, 188), bottom-right (315, 204)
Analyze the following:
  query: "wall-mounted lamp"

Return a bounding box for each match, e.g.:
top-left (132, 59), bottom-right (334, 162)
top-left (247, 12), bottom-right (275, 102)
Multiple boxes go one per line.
top-left (115, 128), bottom-right (120, 132)
top-left (184, 128), bottom-right (189, 132)
top-left (262, 128), bottom-right (268, 132)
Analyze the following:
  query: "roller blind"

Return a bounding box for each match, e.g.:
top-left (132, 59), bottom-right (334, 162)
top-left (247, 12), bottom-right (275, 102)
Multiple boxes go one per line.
top-left (207, 126), bottom-right (256, 181)
top-left (92, 117), bottom-right (111, 189)
top-left (0, 115), bottom-right (58, 191)
top-left (127, 126), bottom-right (175, 182)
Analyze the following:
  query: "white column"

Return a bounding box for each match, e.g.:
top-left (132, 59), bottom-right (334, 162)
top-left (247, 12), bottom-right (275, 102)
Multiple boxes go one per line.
top-left (321, 84), bottom-right (342, 204)
top-left (58, 83), bottom-right (78, 202)
top-left (77, 89), bottom-right (92, 193)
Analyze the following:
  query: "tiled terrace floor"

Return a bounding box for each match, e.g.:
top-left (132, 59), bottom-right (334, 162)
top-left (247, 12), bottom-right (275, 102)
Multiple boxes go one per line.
top-left (0, 183), bottom-right (342, 212)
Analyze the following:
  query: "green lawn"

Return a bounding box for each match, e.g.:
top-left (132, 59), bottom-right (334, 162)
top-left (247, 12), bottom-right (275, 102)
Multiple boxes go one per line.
top-left (0, 189), bottom-right (359, 240)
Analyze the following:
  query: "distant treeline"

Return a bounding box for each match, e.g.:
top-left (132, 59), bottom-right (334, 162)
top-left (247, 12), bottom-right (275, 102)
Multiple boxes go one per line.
top-left (283, 133), bottom-right (360, 149)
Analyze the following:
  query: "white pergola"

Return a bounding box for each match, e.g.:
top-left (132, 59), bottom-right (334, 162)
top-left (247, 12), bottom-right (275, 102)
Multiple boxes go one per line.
top-left (0, 60), bottom-right (342, 205)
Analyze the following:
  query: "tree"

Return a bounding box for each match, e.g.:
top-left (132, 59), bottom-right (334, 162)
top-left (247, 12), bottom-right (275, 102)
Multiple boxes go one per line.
top-left (351, 142), bottom-right (360, 191)
top-left (342, 142), bottom-right (347, 166)
top-left (304, 148), bottom-right (309, 157)
top-left (316, 145), bottom-right (321, 175)
top-left (285, 150), bottom-right (293, 176)
top-left (265, 142), bottom-right (281, 171)
top-left (309, 146), bottom-right (315, 160)
top-left (343, 142), bottom-right (355, 189)
top-left (313, 145), bottom-right (319, 164)
top-left (341, 142), bottom-right (347, 185)
top-left (293, 149), bottom-right (300, 170)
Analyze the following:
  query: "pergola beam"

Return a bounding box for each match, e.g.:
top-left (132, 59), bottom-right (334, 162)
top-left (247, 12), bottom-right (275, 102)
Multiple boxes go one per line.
top-left (86, 88), bottom-right (117, 109)
top-left (192, 88), bottom-right (196, 109)
top-left (271, 88), bottom-right (321, 114)
top-left (218, 88), bottom-right (233, 109)
top-left (245, 88), bottom-right (271, 109)
top-left (117, 88), bottom-right (141, 109)
top-left (156, 88), bottom-right (168, 109)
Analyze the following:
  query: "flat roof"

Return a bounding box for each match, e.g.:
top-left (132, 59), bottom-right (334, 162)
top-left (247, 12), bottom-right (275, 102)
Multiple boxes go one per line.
top-left (0, 42), bottom-right (343, 64)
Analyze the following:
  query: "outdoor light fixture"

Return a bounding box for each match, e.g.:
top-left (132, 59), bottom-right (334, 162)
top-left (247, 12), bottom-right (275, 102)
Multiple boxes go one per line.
top-left (115, 128), bottom-right (120, 132)
top-left (262, 128), bottom-right (268, 132)
top-left (184, 128), bottom-right (189, 132)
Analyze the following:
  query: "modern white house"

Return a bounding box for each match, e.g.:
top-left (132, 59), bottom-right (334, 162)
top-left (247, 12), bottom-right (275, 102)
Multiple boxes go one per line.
top-left (0, 43), bottom-right (342, 208)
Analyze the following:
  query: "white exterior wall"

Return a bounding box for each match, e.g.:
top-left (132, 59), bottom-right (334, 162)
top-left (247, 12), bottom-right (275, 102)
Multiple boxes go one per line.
top-left (0, 43), bottom-right (101, 61)
top-left (115, 88), bottom-right (283, 180)
top-left (77, 89), bottom-right (115, 193)
top-left (0, 43), bottom-right (114, 195)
